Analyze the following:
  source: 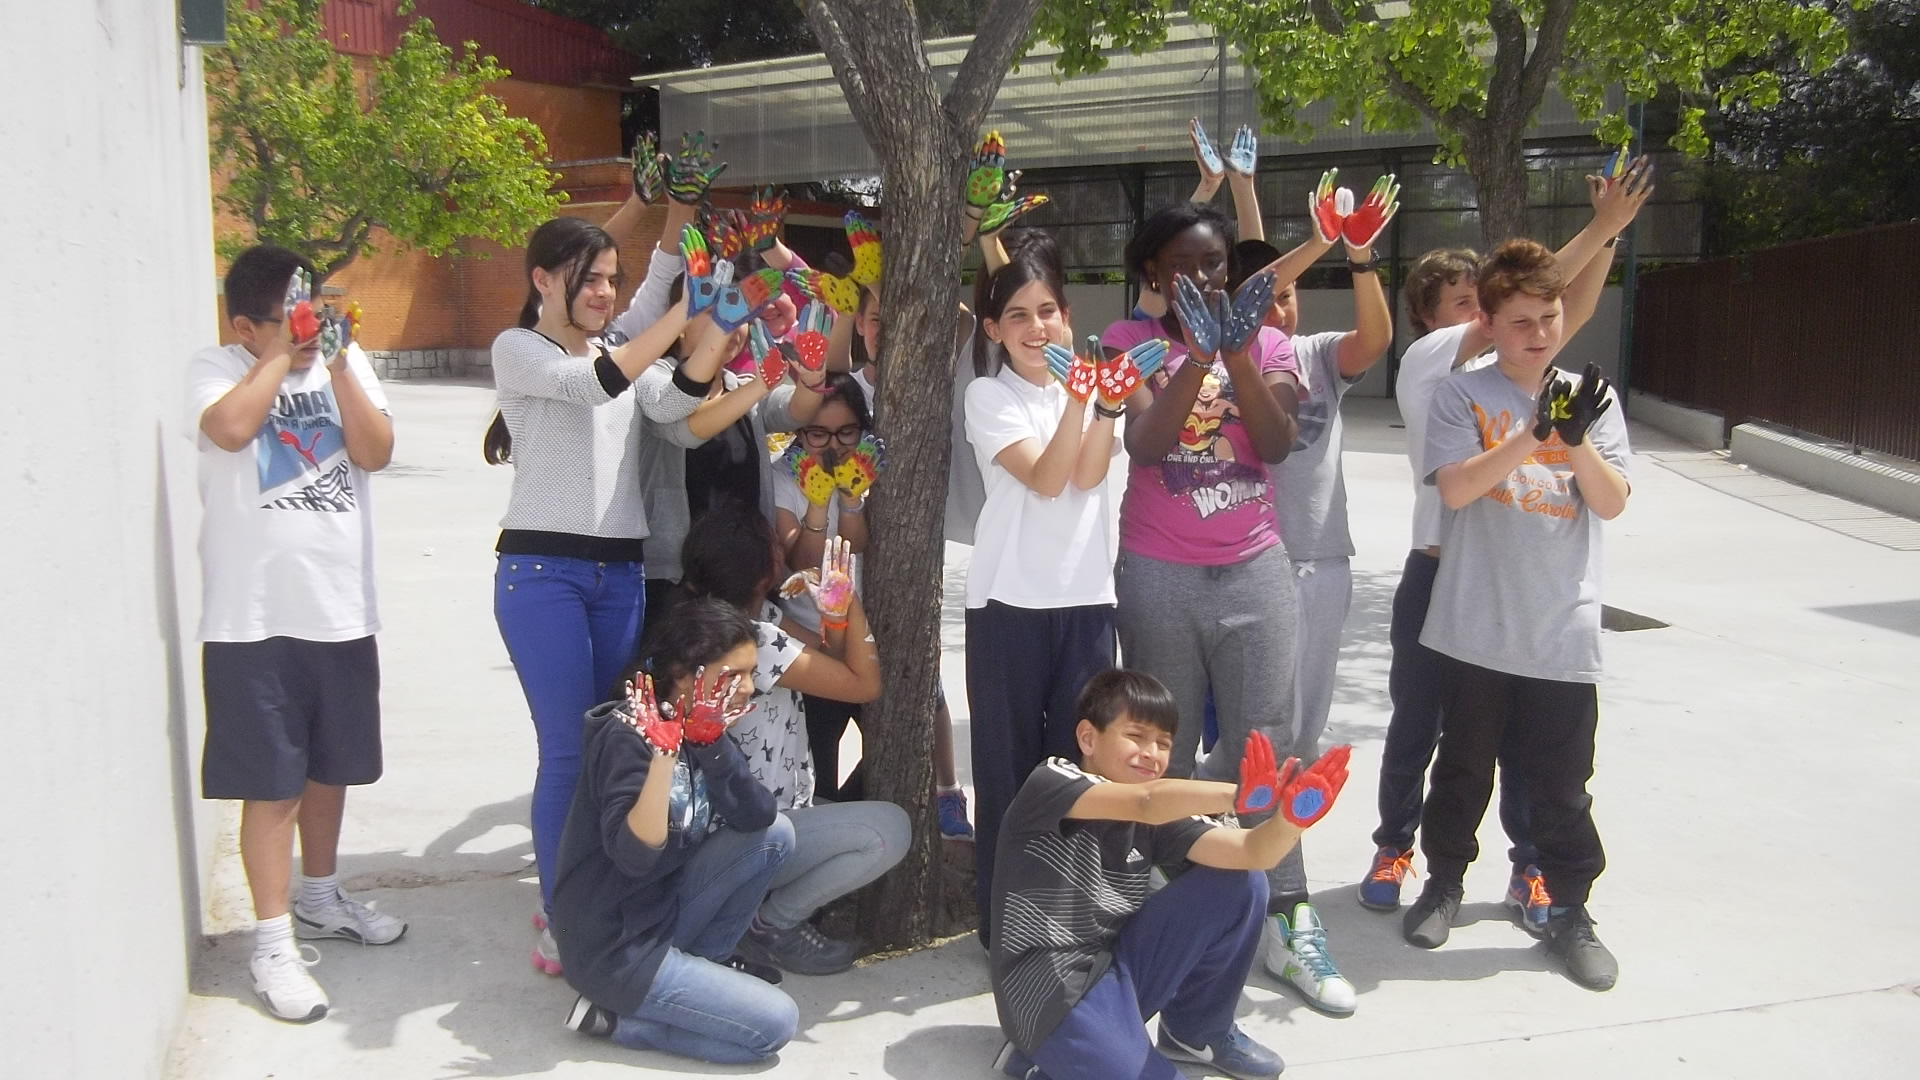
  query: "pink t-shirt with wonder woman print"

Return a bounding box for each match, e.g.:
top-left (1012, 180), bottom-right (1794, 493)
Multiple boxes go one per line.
top-left (1101, 318), bottom-right (1298, 567)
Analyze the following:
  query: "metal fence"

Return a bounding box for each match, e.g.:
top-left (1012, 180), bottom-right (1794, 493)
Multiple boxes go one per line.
top-left (1631, 221), bottom-right (1920, 461)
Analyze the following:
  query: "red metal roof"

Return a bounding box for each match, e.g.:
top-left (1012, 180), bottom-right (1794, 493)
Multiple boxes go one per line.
top-left (322, 0), bottom-right (635, 87)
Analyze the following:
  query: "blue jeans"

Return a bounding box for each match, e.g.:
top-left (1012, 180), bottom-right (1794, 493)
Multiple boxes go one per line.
top-left (613, 815), bottom-right (799, 1064)
top-left (1029, 866), bottom-right (1268, 1080)
top-left (495, 555), bottom-right (644, 913)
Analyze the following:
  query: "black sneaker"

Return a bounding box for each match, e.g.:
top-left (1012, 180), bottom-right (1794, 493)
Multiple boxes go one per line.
top-left (724, 952), bottom-right (783, 984)
top-left (736, 920), bottom-right (859, 976)
top-left (1545, 905), bottom-right (1618, 991)
top-left (563, 995), bottom-right (615, 1037)
top-left (1402, 880), bottom-right (1463, 949)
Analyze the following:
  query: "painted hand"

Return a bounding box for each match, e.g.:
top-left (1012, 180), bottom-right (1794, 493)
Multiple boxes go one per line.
top-left (1309, 169), bottom-right (1348, 244)
top-left (978, 190), bottom-right (1049, 237)
top-left (745, 186), bottom-right (787, 252)
top-left (1171, 274), bottom-right (1225, 359)
top-left (1276, 744), bottom-right (1351, 828)
top-left (706, 207), bottom-right (750, 261)
top-left (966, 131), bottom-right (1007, 210)
top-left (1234, 731), bottom-right (1280, 816)
top-left (788, 302), bottom-right (832, 372)
top-left (285, 268), bottom-right (321, 343)
top-left (789, 213), bottom-right (881, 315)
top-left (1533, 368), bottom-right (1575, 441)
top-left (1043, 341), bottom-right (1098, 403)
top-left (748, 321), bottom-right (785, 388)
top-left (1097, 336), bottom-right (1169, 407)
top-left (679, 665), bottom-right (750, 745)
top-left (832, 433), bottom-right (885, 501)
top-left (1554, 363), bottom-right (1614, 447)
top-left (1342, 174), bottom-right (1400, 249)
top-left (1589, 154), bottom-right (1654, 235)
top-left (782, 440), bottom-right (837, 507)
top-left (666, 130), bottom-right (727, 205)
top-left (630, 132), bottom-right (666, 204)
top-left (683, 227), bottom-right (787, 332)
top-left (623, 674), bottom-right (681, 756)
top-left (811, 535), bottom-right (857, 622)
top-left (1189, 118), bottom-right (1224, 180)
top-left (317, 301), bottom-right (362, 364)
top-left (1222, 269), bottom-right (1277, 355)
top-left (1227, 124), bottom-right (1258, 178)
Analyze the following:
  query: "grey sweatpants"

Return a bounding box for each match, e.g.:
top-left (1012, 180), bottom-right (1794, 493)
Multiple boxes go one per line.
top-left (1290, 556), bottom-right (1353, 762)
top-left (1115, 544), bottom-right (1305, 902)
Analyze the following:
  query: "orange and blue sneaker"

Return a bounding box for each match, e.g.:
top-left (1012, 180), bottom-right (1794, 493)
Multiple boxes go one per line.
top-left (1358, 845), bottom-right (1415, 911)
top-left (1506, 865), bottom-right (1552, 937)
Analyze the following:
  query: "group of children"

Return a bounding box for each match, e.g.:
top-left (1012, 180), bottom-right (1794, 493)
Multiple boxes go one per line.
top-left (184, 119), bottom-right (1649, 1077)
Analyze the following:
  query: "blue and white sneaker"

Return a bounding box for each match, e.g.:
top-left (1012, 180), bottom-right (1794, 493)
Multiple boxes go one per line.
top-left (1264, 904), bottom-right (1357, 1016)
top-left (1157, 1022), bottom-right (1284, 1080)
top-left (1506, 865), bottom-right (1552, 938)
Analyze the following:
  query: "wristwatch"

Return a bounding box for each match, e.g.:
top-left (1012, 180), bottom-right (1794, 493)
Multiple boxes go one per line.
top-left (1094, 403), bottom-right (1126, 420)
top-left (1346, 256), bottom-right (1379, 274)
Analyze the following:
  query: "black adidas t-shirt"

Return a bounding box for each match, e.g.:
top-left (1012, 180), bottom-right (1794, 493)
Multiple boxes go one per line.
top-left (989, 759), bottom-right (1215, 1053)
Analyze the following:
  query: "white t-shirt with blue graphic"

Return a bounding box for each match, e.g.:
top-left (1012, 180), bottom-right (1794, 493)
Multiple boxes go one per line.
top-left (188, 342), bottom-right (390, 643)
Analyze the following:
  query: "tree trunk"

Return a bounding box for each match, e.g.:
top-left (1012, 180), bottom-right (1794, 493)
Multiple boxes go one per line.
top-left (1464, 124), bottom-right (1532, 249)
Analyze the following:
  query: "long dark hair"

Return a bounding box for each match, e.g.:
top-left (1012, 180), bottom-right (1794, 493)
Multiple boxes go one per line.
top-left (616, 596), bottom-right (757, 703)
top-left (1123, 201), bottom-right (1236, 288)
top-left (678, 498), bottom-right (779, 614)
top-left (484, 217), bottom-right (622, 465)
top-left (971, 229), bottom-right (1067, 376)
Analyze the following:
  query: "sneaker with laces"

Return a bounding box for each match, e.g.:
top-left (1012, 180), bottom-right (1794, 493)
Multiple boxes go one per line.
top-left (1264, 904), bottom-right (1356, 1016)
top-left (937, 790), bottom-right (976, 840)
top-left (1402, 879), bottom-right (1463, 949)
top-left (294, 891), bottom-right (406, 945)
top-left (250, 945), bottom-right (329, 1023)
top-left (564, 994), bottom-right (616, 1038)
top-left (735, 919), bottom-right (859, 976)
top-left (1357, 845), bottom-right (1415, 911)
top-left (724, 952), bottom-right (783, 984)
top-left (991, 1040), bottom-right (1047, 1079)
top-left (531, 927), bottom-right (562, 976)
top-left (1506, 865), bottom-right (1552, 937)
top-left (1545, 905), bottom-right (1618, 991)
top-left (1157, 1022), bottom-right (1284, 1080)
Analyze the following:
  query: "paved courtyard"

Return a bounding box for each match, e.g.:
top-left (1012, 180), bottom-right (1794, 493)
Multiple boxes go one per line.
top-left (168, 382), bottom-right (1920, 1079)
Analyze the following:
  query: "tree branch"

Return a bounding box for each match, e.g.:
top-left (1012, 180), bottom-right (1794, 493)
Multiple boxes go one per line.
top-left (1308, 0), bottom-right (1479, 134)
top-left (945, 0), bottom-right (1048, 136)
top-left (1485, 0), bottom-right (1528, 117)
top-left (800, 0), bottom-right (891, 143)
top-left (1518, 0), bottom-right (1579, 116)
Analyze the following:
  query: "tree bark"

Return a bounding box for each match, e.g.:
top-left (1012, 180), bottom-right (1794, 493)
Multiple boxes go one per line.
top-left (1463, 122), bottom-right (1532, 247)
top-left (801, 0), bottom-right (1044, 950)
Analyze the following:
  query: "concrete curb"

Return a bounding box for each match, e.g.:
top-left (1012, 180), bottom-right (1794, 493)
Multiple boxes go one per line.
top-left (1627, 390), bottom-right (1725, 449)
top-left (1729, 423), bottom-right (1920, 520)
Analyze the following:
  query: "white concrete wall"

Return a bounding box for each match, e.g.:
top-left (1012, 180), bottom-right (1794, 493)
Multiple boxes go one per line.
top-left (0, 5), bottom-right (217, 1077)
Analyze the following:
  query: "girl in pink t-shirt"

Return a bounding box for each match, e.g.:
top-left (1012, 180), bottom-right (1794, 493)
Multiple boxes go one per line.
top-left (1100, 201), bottom-right (1316, 938)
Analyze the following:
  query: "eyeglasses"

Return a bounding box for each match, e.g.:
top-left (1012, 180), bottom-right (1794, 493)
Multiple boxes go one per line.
top-left (798, 425), bottom-right (864, 448)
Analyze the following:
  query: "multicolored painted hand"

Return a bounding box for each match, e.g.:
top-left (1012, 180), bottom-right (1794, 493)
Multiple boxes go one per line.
top-left (1234, 731), bottom-right (1281, 816)
top-left (631, 132), bottom-right (666, 204)
top-left (1043, 340), bottom-right (1099, 403)
top-left (666, 130), bottom-right (727, 205)
top-left (781, 440), bottom-right (838, 507)
top-left (1309, 169), bottom-right (1349, 244)
top-left (966, 131), bottom-right (1007, 210)
top-left (1533, 367), bottom-right (1576, 441)
top-left (832, 433), bottom-right (885, 501)
top-left (786, 302), bottom-right (832, 373)
top-left (1190, 118), bottom-right (1225, 180)
top-left (678, 665), bottom-right (751, 745)
top-left (978, 189), bottom-right (1049, 237)
top-left (681, 225), bottom-right (786, 332)
top-left (285, 268), bottom-right (321, 343)
top-left (622, 673), bottom-right (680, 756)
top-left (1342, 174), bottom-right (1400, 249)
top-left (748, 321), bottom-right (785, 387)
top-left (1275, 744), bottom-right (1351, 828)
top-left (789, 212), bottom-right (882, 315)
top-left (744, 186), bottom-right (786, 252)
top-left (1226, 124), bottom-right (1258, 178)
top-left (317, 301), bottom-right (362, 364)
top-left (1601, 146), bottom-right (1633, 186)
top-left (705, 207), bottom-right (750, 261)
top-left (1222, 269), bottom-right (1277, 355)
top-left (1554, 363), bottom-right (1614, 447)
top-left (1096, 336), bottom-right (1168, 406)
top-left (810, 536), bottom-right (858, 623)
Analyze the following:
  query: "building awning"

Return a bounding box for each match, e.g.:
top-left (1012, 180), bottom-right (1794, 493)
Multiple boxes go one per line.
top-left (644, 15), bottom-right (1613, 185)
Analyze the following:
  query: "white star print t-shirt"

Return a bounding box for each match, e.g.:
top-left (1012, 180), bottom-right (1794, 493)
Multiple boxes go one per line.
top-left (729, 604), bottom-right (812, 811)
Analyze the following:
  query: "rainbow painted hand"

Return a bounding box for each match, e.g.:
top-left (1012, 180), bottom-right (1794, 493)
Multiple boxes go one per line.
top-left (781, 440), bottom-right (837, 507)
top-left (1043, 340), bottom-right (1099, 403)
top-left (631, 132), bottom-right (666, 203)
top-left (678, 665), bottom-right (750, 746)
top-left (1342, 174), bottom-right (1400, 249)
top-left (1275, 744), bottom-right (1351, 828)
top-left (832, 433), bottom-right (885, 501)
top-left (1309, 169), bottom-right (1349, 244)
top-left (1190, 118), bottom-right (1225, 179)
top-left (978, 186), bottom-right (1049, 237)
top-left (1226, 124), bottom-right (1258, 178)
top-left (666, 130), bottom-right (727, 205)
top-left (1097, 337), bottom-right (1169, 407)
top-left (966, 131), bottom-right (1007, 210)
top-left (1554, 362), bottom-right (1614, 447)
top-left (622, 674), bottom-right (681, 756)
top-left (789, 212), bottom-right (882, 315)
top-left (682, 225), bottom-right (785, 332)
top-left (285, 268), bottom-right (321, 343)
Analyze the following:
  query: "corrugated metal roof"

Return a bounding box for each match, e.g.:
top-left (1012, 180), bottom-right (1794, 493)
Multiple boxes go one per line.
top-left (647, 15), bottom-right (1616, 185)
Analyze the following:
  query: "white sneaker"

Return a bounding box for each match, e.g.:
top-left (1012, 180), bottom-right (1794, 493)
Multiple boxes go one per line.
top-left (294, 891), bottom-right (407, 945)
top-left (250, 945), bottom-right (329, 1023)
top-left (1263, 904), bottom-right (1357, 1016)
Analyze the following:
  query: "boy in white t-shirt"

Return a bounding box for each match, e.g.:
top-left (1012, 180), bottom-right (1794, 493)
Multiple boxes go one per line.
top-left (189, 246), bottom-right (403, 1024)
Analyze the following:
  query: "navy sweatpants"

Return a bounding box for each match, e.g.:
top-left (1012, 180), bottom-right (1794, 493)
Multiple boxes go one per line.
top-left (1028, 866), bottom-right (1268, 1080)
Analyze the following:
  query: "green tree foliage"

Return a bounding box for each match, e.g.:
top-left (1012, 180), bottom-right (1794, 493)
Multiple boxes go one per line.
top-left (1702, 0), bottom-right (1920, 254)
top-left (1036, 0), bottom-right (1858, 244)
top-left (208, 0), bottom-right (562, 282)
top-left (526, 0), bottom-right (978, 74)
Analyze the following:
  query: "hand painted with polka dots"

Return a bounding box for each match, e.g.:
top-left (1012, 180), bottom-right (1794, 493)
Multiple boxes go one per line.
top-left (1276, 744), bottom-right (1351, 828)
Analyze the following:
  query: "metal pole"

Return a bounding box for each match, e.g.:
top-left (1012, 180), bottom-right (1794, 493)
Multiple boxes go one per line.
top-left (1618, 101), bottom-right (1645, 399)
top-left (1215, 37), bottom-right (1227, 136)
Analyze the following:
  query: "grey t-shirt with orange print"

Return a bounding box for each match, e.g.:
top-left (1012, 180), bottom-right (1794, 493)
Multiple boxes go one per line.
top-left (1418, 363), bottom-right (1631, 683)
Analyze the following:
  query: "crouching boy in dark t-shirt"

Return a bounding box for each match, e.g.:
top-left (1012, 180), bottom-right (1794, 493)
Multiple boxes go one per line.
top-left (989, 670), bottom-right (1352, 1080)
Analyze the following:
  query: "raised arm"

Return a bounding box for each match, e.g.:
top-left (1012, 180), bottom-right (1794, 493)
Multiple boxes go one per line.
top-left (1336, 242), bottom-right (1394, 377)
top-left (330, 345), bottom-right (393, 471)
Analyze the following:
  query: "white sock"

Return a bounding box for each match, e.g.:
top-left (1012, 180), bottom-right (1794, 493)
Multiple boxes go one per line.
top-left (299, 873), bottom-right (340, 912)
top-left (255, 913), bottom-right (295, 960)
top-left (936, 784), bottom-right (962, 796)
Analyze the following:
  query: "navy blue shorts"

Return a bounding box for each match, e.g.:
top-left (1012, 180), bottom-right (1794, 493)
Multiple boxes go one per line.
top-left (201, 636), bottom-right (383, 801)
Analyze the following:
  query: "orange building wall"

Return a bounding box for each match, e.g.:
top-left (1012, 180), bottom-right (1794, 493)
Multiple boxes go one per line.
top-left (489, 80), bottom-right (624, 162)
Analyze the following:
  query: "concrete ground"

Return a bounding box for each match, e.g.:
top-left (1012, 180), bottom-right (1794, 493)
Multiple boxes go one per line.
top-left (167, 385), bottom-right (1920, 1079)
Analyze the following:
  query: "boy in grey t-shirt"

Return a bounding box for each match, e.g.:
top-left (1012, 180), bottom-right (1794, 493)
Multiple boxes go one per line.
top-left (1402, 238), bottom-right (1633, 994)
